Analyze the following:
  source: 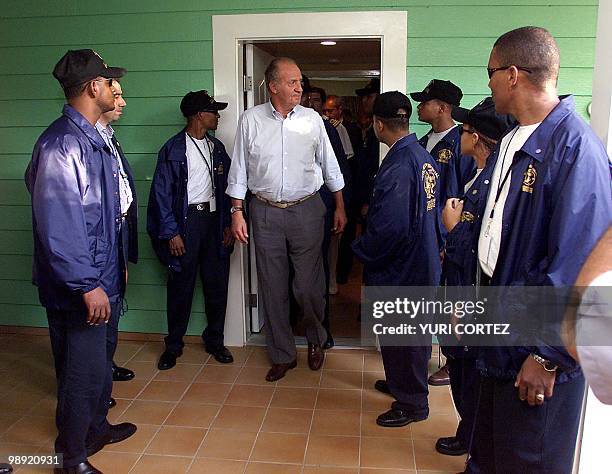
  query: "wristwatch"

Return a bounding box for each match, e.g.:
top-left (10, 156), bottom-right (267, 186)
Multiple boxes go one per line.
top-left (530, 353), bottom-right (558, 372)
top-left (230, 206), bottom-right (244, 214)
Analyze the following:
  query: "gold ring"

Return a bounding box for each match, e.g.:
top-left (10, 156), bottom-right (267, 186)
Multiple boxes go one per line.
top-left (536, 393), bottom-right (545, 402)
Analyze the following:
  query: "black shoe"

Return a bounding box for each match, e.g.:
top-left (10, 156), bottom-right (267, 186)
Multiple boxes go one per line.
top-left (112, 363), bottom-right (135, 381)
top-left (374, 379), bottom-right (391, 395)
top-left (54, 461), bottom-right (102, 474)
top-left (322, 333), bottom-right (334, 350)
top-left (158, 349), bottom-right (181, 370)
top-left (108, 397), bottom-right (116, 409)
top-left (86, 422), bottom-right (137, 457)
top-left (376, 408), bottom-right (427, 427)
top-left (206, 346), bottom-right (234, 364)
top-left (435, 436), bottom-right (468, 456)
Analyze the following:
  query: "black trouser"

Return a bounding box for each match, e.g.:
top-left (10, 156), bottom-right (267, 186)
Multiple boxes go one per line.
top-left (165, 206), bottom-right (229, 354)
top-left (381, 345), bottom-right (431, 417)
top-left (447, 357), bottom-right (480, 448)
top-left (47, 303), bottom-right (120, 467)
top-left (466, 373), bottom-right (585, 474)
top-left (106, 220), bottom-right (128, 365)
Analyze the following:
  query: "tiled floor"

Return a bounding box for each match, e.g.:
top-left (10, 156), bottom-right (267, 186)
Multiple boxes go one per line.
top-left (0, 334), bottom-right (466, 473)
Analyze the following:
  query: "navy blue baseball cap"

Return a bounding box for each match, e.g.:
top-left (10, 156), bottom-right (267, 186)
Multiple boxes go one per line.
top-left (452, 97), bottom-right (515, 141)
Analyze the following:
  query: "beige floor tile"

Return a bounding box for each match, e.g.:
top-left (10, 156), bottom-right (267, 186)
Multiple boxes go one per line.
top-left (235, 366), bottom-right (275, 385)
top-left (195, 365), bottom-right (242, 384)
top-left (165, 402), bottom-right (220, 428)
top-left (429, 387), bottom-right (455, 414)
top-left (181, 382), bottom-right (232, 404)
top-left (362, 389), bottom-right (393, 412)
top-left (321, 370), bottom-right (363, 390)
top-left (118, 400), bottom-right (175, 425)
top-left (270, 387), bottom-right (318, 409)
top-left (130, 342), bottom-right (165, 362)
top-left (244, 349), bottom-right (272, 367)
top-left (145, 425), bottom-right (207, 456)
top-left (104, 423), bottom-right (160, 454)
top-left (211, 405), bottom-right (265, 432)
top-left (360, 469), bottom-right (415, 473)
top-left (413, 439), bottom-right (467, 472)
top-left (0, 391), bottom-right (47, 415)
top-left (122, 360), bottom-right (159, 381)
top-left (362, 371), bottom-right (385, 390)
top-left (245, 462), bottom-right (302, 473)
top-left (188, 458), bottom-right (246, 473)
top-left (324, 352), bottom-right (364, 371)
top-left (363, 353), bottom-right (384, 372)
top-left (360, 437), bottom-right (415, 469)
top-left (225, 384), bottom-right (275, 407)
top-left (303, 467), bottom-right (359, 473)
top-left (196, 429), bottom-right (257, 460)
top-left (137, 380), bottom-right (190, 402)
top-left (87, 451), bottom-right (139, 474)
top-left (111, 379), bottom-right (148, 399)
top-left (0, 416), bottom-right (55, 445)
top-left (0, 442), bottom-right (49, 459)
top-left (0, 414), bottom-right (22, 435)
top-left (410, 414), bottom-right (458, 440)
top-left (250, 432), bottom-right (308, 464)
top-left (316, 389), bottom-right (361, 411)
top-left (154, 363), bottom-right (202, 383)
top-left (310, 409), bottom-right (361, 436)
top-left (113, 343), bottom-right (145, 364)
top-left (360, 411), bottom-right (412, 438)
top-left (261, 408), bottom-right (313, 434)
top-left (179, 344), bottom-right (210, 363)
top-left (276, 368), bottom-right (322, 388)
top-left (304, 434), bottom-right (360, 467)
top-left (107, 398), bottom-right (133, 424)
top-left (26, 397), bottom-right (56, 418)
top-left (130, 454), bottom-right (192, 473)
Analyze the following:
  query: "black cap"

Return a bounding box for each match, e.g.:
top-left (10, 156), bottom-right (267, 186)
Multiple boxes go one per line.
top-left (410, 79), bottom-right (462, 106)
top-left (373, 91), bottom-right (412, 119)
top-left (180, 90), bottom-right (228, 117)
top-left (52, 49), bottom-right (126, 89)
top-left (355, 78), bottom-right (380, 97)
top-left (452, 97), bottom-right (515, 141)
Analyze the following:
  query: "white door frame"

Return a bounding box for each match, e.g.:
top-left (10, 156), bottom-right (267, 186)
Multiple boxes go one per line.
top-left (212, 11), bottom-right (408, 346)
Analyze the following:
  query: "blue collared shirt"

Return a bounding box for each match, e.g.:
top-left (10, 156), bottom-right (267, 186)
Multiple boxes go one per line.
top-left (227, 102), bottom-right (344, 201)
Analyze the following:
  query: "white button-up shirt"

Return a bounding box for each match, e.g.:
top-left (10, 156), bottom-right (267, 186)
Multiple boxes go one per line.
top-left (227, 102), bottom-right (344, 202)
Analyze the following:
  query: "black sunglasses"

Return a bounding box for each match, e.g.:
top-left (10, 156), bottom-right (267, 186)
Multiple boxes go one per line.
top-left (487, 65), bottom-right (533, 79)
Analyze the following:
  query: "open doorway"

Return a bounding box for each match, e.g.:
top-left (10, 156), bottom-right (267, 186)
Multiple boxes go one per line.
top-left (241, 39), bottom-right (381, 346)
top-left (212, 11), bottom-right (407, 347)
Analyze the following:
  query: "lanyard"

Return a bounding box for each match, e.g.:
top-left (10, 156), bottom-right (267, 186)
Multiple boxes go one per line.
top-left (489, 127), bottom-right (520, 219)
top-left (187, 134), bottom-right (215, 197)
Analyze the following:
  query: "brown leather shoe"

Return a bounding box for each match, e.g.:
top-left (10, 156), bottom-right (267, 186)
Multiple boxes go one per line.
top-left (266, 359), bottom-right (297, 382)
top-left (308, 343), bottom-right (325, 371)
top-left (428, 362), bottom-right (450, 386)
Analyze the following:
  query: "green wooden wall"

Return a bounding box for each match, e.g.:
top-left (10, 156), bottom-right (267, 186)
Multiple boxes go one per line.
top-left (0, 0), bottom-right (598, 333)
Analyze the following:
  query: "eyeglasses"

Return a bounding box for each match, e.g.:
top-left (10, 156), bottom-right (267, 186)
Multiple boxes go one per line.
top-left (487, 65), bottom-right (533, 79)
top-left (92, 77), bottom-right (113, 87)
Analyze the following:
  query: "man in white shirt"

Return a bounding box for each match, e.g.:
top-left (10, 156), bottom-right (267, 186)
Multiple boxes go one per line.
top-left (228, 57), bottom-right (347, 382)
top-left (95, 80), bottom-right (138, 408)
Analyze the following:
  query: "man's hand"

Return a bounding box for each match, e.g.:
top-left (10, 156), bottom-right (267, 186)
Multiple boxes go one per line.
top-left (332, 207), bottom-right (347, 235)
top-left (169, 234), bottom-right (186, 256)
top-left (231, 212), bottom-right (249, 244)
top-left (83, 287), bottom-right (111, 326)
top-left (515, 355), bottom-right (556, 406)
top-left (223, 227), bottom-right (235, 247)
top-left (442, 198), bottom-right (463, 233)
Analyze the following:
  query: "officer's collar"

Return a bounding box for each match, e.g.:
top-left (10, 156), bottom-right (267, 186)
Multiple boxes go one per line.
top-left (63, 104), bottom-right (107, 151)
top-left (516, 95), bottom-right (575, 163)
top-left (388, 133), bottom-right (418, 153)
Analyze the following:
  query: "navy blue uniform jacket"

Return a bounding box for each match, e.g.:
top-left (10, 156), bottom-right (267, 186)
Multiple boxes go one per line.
top-left (147, 129), bottom-right (232, 272)
top-left (25, 105), bottom-right (122, 310)
top-left (476, 96), bottom-right (612, 381)
top-left (352, 134), bottom-right (442, 286)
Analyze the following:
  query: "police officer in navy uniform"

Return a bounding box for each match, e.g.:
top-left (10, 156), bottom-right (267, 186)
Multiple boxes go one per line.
top-left (466, 27), bottom-right (612, 473)
top-left (26, 49), bottom-right (137, 474)
top-left (352, 92), bottom-right (441, 427)
top-left (148, 90), bottom-right (234, 371)
top-left (435, 97), bottom-right (513, 464)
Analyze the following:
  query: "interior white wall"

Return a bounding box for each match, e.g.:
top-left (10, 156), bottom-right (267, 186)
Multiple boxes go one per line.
top-left (212, 11), bottom-right (407, 345)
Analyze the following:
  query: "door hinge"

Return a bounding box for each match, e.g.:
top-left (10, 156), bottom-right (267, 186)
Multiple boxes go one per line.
top-left (243, 75), bottom-right (253, 92)
top-left (247, 293), bottom-right (258, 307)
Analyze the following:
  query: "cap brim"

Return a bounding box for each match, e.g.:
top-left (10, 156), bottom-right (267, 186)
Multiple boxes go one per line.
top-left (100, 66), bottom-right (127, 79)
top-left (204, 102), bottom-right (228, 112)
top-left (409, 92), bottom-right (430, 102)
top-left (451, 106), bottom-right (470, 124)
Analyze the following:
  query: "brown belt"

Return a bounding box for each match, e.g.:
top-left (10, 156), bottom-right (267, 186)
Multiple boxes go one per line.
top-left (255, 192), bottom-right (317, 209)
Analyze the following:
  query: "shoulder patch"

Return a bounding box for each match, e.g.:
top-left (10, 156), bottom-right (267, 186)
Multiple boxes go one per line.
top-left (421, 163), bottom-right (440, 211)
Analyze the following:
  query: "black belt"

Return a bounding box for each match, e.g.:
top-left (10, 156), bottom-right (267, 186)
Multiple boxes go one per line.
top-left (189, 202), bottom-right (211, 212)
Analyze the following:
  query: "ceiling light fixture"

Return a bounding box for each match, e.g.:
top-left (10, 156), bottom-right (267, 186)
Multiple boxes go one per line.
top-left (320, 41), bottom-right (336, 46)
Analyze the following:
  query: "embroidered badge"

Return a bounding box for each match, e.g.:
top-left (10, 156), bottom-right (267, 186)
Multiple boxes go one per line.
top-left (522, 164), bottom-right (537, 193)
top-left (437, 148), bottom-right (452, 164)
top-left (422, 163), bottom-right (439, 211)
top-left (460, 211), bottom-right (475, 223)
